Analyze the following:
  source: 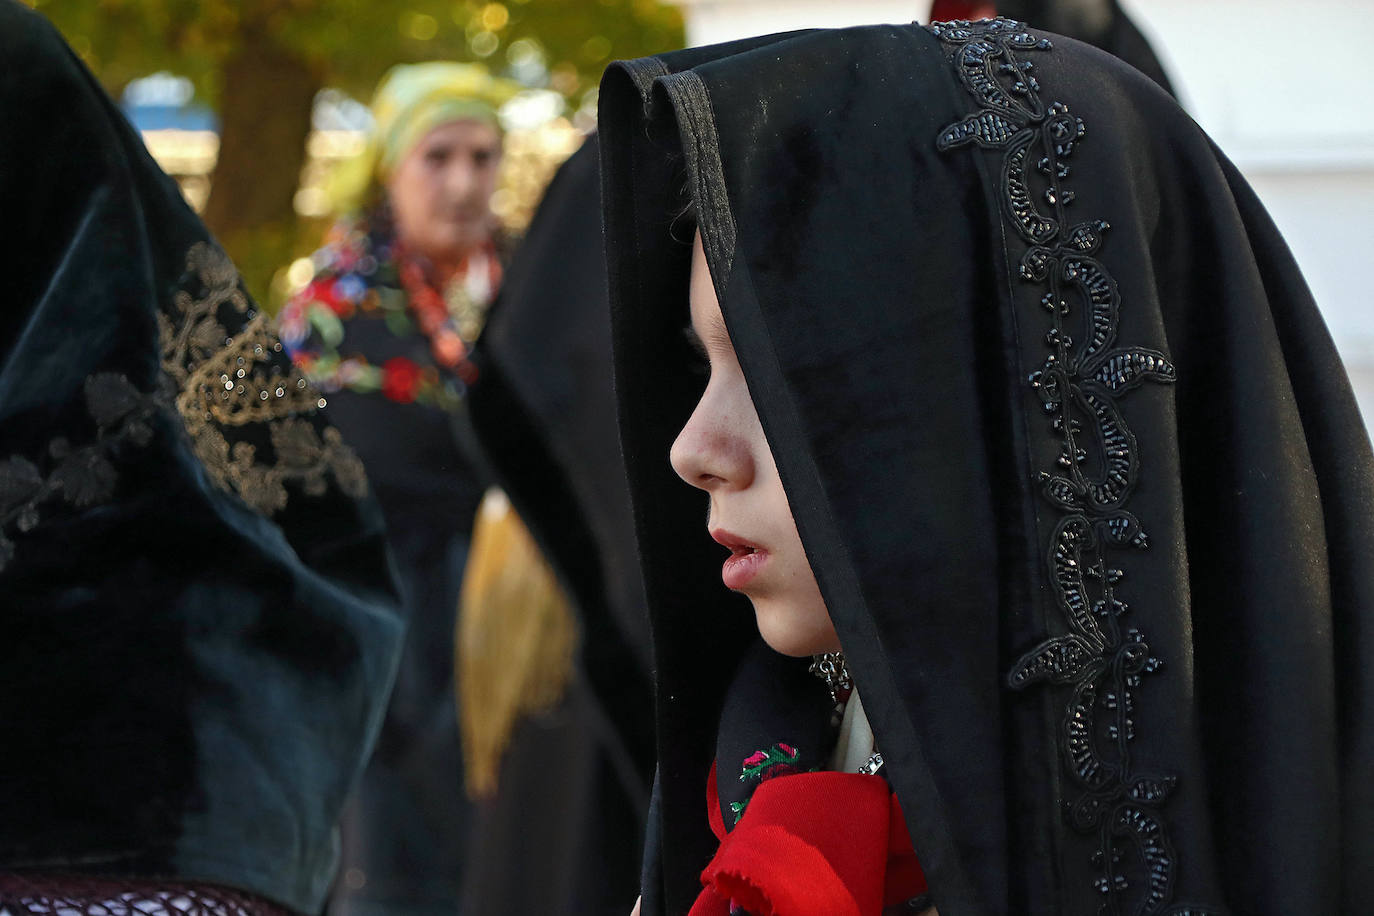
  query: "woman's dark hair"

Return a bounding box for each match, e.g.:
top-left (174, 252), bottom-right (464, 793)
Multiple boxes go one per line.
top-left (669, 174), bottom-right (697, 245)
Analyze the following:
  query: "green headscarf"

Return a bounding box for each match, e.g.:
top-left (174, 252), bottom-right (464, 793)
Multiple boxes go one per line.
top-left (329, 62), bottom-right (522, 215)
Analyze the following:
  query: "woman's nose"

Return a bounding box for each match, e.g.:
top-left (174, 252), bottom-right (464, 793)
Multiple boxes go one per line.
top-left (444, 159), bottom-right (478, 198)
top-left (670, 395), bottom-right (754, 492)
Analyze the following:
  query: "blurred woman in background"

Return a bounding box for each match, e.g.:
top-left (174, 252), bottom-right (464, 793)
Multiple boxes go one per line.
top-left (277, 62), bottom-right (518, 916)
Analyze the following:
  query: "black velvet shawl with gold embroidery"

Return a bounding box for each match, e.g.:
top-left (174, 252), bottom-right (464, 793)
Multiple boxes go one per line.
top-left (600, 18), bottom-right (1374, 916)
top-left (0, 4), bottom-right (402, 912)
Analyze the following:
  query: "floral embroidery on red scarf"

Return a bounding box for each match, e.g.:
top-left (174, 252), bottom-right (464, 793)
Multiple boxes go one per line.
top-left (730, 742), bottom-right (803, 824)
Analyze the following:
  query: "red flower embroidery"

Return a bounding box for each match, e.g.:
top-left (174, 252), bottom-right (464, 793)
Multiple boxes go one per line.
top-left (381, 356), bottom-right (423, 403)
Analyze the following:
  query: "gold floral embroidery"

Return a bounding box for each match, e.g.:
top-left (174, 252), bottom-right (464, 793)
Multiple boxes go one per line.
top-left (160, 242), bottom-right (368, 514)
top-left (0, 241), bottom-right (369, 572)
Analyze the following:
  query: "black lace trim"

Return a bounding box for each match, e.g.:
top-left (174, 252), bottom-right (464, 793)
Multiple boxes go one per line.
top-left (0, 873), bottom-right (291, 916)
top-left (928, 19), bottom-right (1217, 915)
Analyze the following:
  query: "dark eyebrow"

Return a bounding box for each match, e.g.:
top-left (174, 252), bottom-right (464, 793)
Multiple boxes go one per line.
top-left (684, 308), bottom-right (732, 363)
top-left (683, 324), bottom-right (709, 360)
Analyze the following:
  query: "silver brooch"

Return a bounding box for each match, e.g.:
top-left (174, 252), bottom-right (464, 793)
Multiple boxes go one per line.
top-left (808, 651), bottom-right (851, 704)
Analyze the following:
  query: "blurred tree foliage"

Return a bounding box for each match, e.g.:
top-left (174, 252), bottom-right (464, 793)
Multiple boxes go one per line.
top-left (24, 0), bottom-right (683, 300)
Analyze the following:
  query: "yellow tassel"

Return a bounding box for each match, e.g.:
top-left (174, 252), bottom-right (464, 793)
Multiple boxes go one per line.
top-left (457, 489), bottom-right (578, 799)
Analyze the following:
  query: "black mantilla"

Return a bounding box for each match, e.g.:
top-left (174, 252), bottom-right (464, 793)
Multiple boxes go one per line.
top-left (929, 18), bottom-right (1205, 915)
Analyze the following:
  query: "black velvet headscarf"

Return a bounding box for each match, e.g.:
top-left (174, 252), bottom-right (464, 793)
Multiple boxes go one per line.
top-left (463, 136), bottom-right (655, 912)
top-left (0, 4), bottom-right (402, 912)
top-left (471, 136), bottom-right (655, 763)
top-left (599, 18), bottom-right (1374, 916)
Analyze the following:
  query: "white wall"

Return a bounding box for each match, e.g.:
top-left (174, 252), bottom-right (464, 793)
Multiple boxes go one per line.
top-left (1118, 0), bottom-right (1374, 424)
top-left (671, 0), bottom-right (1374, 425)
top-left (675, 0), bottom-right (921, 45)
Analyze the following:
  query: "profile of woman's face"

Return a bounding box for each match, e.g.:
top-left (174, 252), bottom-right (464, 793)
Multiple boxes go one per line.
top-left (386, 118), bottom-right (501, 266)
top-left (670, 233), bottom-right (840, 657)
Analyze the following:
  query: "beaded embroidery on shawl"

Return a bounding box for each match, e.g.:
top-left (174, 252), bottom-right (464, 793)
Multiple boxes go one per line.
top-left (161, 242), bottom-right (367, 514)
top-left (0, 241), bottom-right (366, 572)
top-left (928, 19), bottom-right (1218, 915)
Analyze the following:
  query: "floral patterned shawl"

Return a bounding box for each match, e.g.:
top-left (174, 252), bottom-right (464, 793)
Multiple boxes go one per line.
top-left (278, 206), bottom-right (502, 410)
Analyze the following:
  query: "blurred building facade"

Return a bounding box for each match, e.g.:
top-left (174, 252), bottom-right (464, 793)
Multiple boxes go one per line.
top-left (673, 0), bottom-right (1374, 426)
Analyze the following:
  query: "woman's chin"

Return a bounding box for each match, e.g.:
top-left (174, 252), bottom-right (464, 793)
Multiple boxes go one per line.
top-left (752, 600), bottom-right (840, 658)
top-left (409, 224), bottom-right (488, 262)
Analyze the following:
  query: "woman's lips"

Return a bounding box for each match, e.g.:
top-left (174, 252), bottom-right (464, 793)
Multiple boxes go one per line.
top-left (711, 529), bottom-right (767, 590)
top-left (721, 548), bottom-right (767, 590)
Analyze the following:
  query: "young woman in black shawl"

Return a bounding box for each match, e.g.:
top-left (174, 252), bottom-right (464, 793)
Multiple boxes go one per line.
top-left (599, 17), bottom-right (1374, 916)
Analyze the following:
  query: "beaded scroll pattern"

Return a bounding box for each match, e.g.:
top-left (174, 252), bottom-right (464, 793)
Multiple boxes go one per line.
top-left (928, 19), bottom-right (1214, 916)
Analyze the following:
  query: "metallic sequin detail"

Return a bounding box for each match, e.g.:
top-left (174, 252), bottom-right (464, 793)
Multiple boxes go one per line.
top-left (929, 18), bottom-right (1219, 915)
top-left (0, 242), bottom-right (368, 572)
top-left (161, 243), bottom-right (368, 514)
